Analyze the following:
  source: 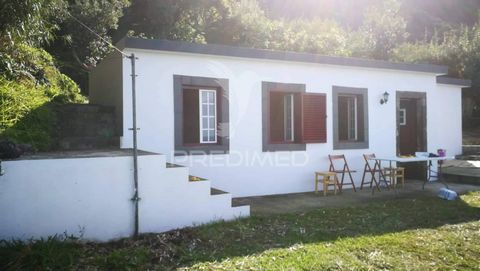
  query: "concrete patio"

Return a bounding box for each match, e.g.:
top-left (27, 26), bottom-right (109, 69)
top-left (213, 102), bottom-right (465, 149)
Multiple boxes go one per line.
top-left (232, 180), bottom-right (480, 215)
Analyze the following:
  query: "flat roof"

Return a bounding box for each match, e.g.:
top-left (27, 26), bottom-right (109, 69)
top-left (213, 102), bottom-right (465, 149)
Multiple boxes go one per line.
top-left (436, 75), bottom-right (472, 87)
top-left (117, 37), bottom-right (449, 75)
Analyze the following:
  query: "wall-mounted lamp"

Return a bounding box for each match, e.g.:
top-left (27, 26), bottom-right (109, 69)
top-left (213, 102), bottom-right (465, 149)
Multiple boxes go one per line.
top-left (380, 91), bottom-right (390, 104)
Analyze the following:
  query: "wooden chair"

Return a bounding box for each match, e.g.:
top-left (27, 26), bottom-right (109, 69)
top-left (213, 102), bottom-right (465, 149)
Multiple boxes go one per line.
top-left (315, 172), bottom-right (339, 196)
top-left (328, 154), bottom-right (357, 192)
top-left (360, 154), bottom-right (383, 192)
top-left (383, 167), bottom-right (405, 188)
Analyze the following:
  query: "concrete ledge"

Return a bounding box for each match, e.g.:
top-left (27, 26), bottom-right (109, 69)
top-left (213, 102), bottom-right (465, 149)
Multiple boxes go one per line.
top-left (4, 149), bottom-right (158, 161)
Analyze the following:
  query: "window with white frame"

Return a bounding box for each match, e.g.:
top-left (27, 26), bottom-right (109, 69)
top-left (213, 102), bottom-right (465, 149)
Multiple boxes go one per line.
top-left (199, 89), bottom-right (217, 143)
top-left (174, 75), bottom-right (229, 155)
top-left (182, 87), bottom-right (219, 145)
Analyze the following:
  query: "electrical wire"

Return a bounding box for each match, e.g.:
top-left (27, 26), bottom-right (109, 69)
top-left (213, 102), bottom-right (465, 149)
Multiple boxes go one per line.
top-left (67, 12), bottom-right (129, 58)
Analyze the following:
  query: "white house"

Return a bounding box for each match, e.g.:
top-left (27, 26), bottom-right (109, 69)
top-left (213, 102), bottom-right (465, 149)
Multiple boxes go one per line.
top-left (90, 37), bottom-right (471, 198)
top-left (0, 37), bottom-right (471, 241)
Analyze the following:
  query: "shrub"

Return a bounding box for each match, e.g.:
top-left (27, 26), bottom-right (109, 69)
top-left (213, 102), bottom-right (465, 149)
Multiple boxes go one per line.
top-left (0, 235), bottom-right (79, 270)
top-left (0, 44), bottom-right (86, 150)
top-left (0, 79), bottom-right (54, 150)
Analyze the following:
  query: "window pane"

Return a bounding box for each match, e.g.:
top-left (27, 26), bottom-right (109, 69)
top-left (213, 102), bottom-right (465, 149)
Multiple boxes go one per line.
top-left (199, 90), bottom-right (217, 143)
top-left (338, 95), bottom-right (358, 141)
top-left (208, 105), bottom-right (215, 115)
top-left (202, 105), bottom-right (208, 115)
top-left (208, 92), bottom-right (215, 103)
top-left (208, 130), bottom-right (215, 141)
top-left (209, 117), bottom-right (215, 128)
top-left (347, 97), bottom-right (357, 140)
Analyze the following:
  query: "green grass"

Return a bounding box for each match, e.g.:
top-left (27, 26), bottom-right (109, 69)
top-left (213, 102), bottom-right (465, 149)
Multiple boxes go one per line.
top-left (1, 192), bottom-right (479, 270)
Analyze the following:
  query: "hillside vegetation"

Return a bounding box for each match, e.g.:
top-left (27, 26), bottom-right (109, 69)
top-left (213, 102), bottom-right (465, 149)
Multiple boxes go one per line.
top-left (1, 0), bottom-right (479, 149)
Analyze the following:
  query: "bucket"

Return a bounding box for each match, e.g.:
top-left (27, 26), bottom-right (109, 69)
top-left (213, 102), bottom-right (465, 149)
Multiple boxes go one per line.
top-left (438, 188), bottom-right (457, 201)
top-left (437, 149), bottom-right (446, 157)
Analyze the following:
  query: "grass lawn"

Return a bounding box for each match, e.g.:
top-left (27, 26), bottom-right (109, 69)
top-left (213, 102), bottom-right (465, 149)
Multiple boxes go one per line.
top-left (1, 191), bottom-right (480, 270)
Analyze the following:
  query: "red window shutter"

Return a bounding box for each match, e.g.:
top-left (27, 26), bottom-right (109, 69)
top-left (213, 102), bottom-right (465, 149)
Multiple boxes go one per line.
top-left (302, 93), bottom-right (327, 143)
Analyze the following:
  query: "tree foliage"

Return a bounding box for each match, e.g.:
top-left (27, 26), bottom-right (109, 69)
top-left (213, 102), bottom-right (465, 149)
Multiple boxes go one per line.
top-left (355, 0), bottom-right (408, 59)
top-left (0, 0), bottom-right (66, 47)
top-left (392, 22), bottom-right (480, 85)
top-left (46, 0), bottom-right (130, 91)
top-left (0, 0), bottom-right (86, 149)
top-left (1, 0), bottom-right (479, 146)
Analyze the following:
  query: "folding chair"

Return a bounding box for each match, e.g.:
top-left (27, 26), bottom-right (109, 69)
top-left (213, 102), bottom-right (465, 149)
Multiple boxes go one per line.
top-left (328, 154), bottom-right (357, 192)
top-left (360, 154), bottom-right (384, 192)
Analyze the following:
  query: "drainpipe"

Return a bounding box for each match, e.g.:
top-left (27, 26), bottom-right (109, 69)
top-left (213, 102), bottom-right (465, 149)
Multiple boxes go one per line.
top-left (128, 53), bottom-right (140, 237)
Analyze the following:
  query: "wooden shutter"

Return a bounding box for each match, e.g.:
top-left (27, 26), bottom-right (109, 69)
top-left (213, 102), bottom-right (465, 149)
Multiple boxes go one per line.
top-left (301, 93), bottom-right (327, 143)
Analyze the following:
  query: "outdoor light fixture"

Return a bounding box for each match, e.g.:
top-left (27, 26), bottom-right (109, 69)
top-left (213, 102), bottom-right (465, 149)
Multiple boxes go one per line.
top-left (380, 91), bottom-right (390, 104)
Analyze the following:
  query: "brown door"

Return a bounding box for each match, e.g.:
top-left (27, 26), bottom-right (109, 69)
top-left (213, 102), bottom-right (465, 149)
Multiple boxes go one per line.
top-left (399, 99), bottom-right (417, 155)
top-left (398, 97), bottom-right (426, 179)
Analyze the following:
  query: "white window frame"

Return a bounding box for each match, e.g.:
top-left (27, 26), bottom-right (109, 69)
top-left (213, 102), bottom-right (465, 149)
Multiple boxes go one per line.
top-left (399, 108), bottom-right (406, 126)
top-left (283, 94), bottom-right (295, 142)
top-left (199, 89), bottom-right (217, 143)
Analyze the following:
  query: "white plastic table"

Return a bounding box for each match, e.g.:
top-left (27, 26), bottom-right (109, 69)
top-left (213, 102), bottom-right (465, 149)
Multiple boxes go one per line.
top-left (368, 156), bottom-right (454, 189)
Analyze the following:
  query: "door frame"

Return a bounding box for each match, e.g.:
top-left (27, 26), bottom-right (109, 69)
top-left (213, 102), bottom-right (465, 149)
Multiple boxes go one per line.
top-left (396, 91), bottom-right (427, 155)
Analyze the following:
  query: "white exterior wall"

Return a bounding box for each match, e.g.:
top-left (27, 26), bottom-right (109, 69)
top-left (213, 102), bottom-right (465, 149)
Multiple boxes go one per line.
top-left (0, 154), bottom-right (248, 241)
top-left (117, 49), bottom-right (463, 197)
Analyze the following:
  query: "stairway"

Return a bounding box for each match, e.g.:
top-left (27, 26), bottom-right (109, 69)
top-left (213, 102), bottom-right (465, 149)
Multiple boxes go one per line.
top-left (137, 157), bottom-right (250, 234)
top-left (53, 104), bottom-right (119, 150)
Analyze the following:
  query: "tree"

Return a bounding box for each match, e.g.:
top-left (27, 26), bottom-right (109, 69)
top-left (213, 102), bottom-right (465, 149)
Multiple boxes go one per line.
top-left (354, 0), bottom-right (408, 59)
top-left (0, 0), bottom-right (66, 47)
top-left (392, 23), bottom-right (480, 83)
top-left (115, 0), bottom-right (231, 43)
top-left (0, 0), bottom-right (67, 82)
top-left (47, 0), bottom-right (130, 92)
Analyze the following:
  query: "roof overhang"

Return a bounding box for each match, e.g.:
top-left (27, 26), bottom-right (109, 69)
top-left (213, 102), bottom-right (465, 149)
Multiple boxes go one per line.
top-left (117, 37), bottom-right (449, 75)
top-left (436, 76), bottom-right (472, 87)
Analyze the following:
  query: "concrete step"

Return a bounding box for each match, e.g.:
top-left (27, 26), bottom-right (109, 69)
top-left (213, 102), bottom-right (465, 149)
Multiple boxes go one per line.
top-left (211, 187), bottom-right (228, 195)
top-left (189, 175), bottom-right (207, 182)
top-left (442, 167), bottom-right (480, 185)
top-left (462, 145), bottom-right (480, 155)
top-left (166, 162), bottom-right (183, 168)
